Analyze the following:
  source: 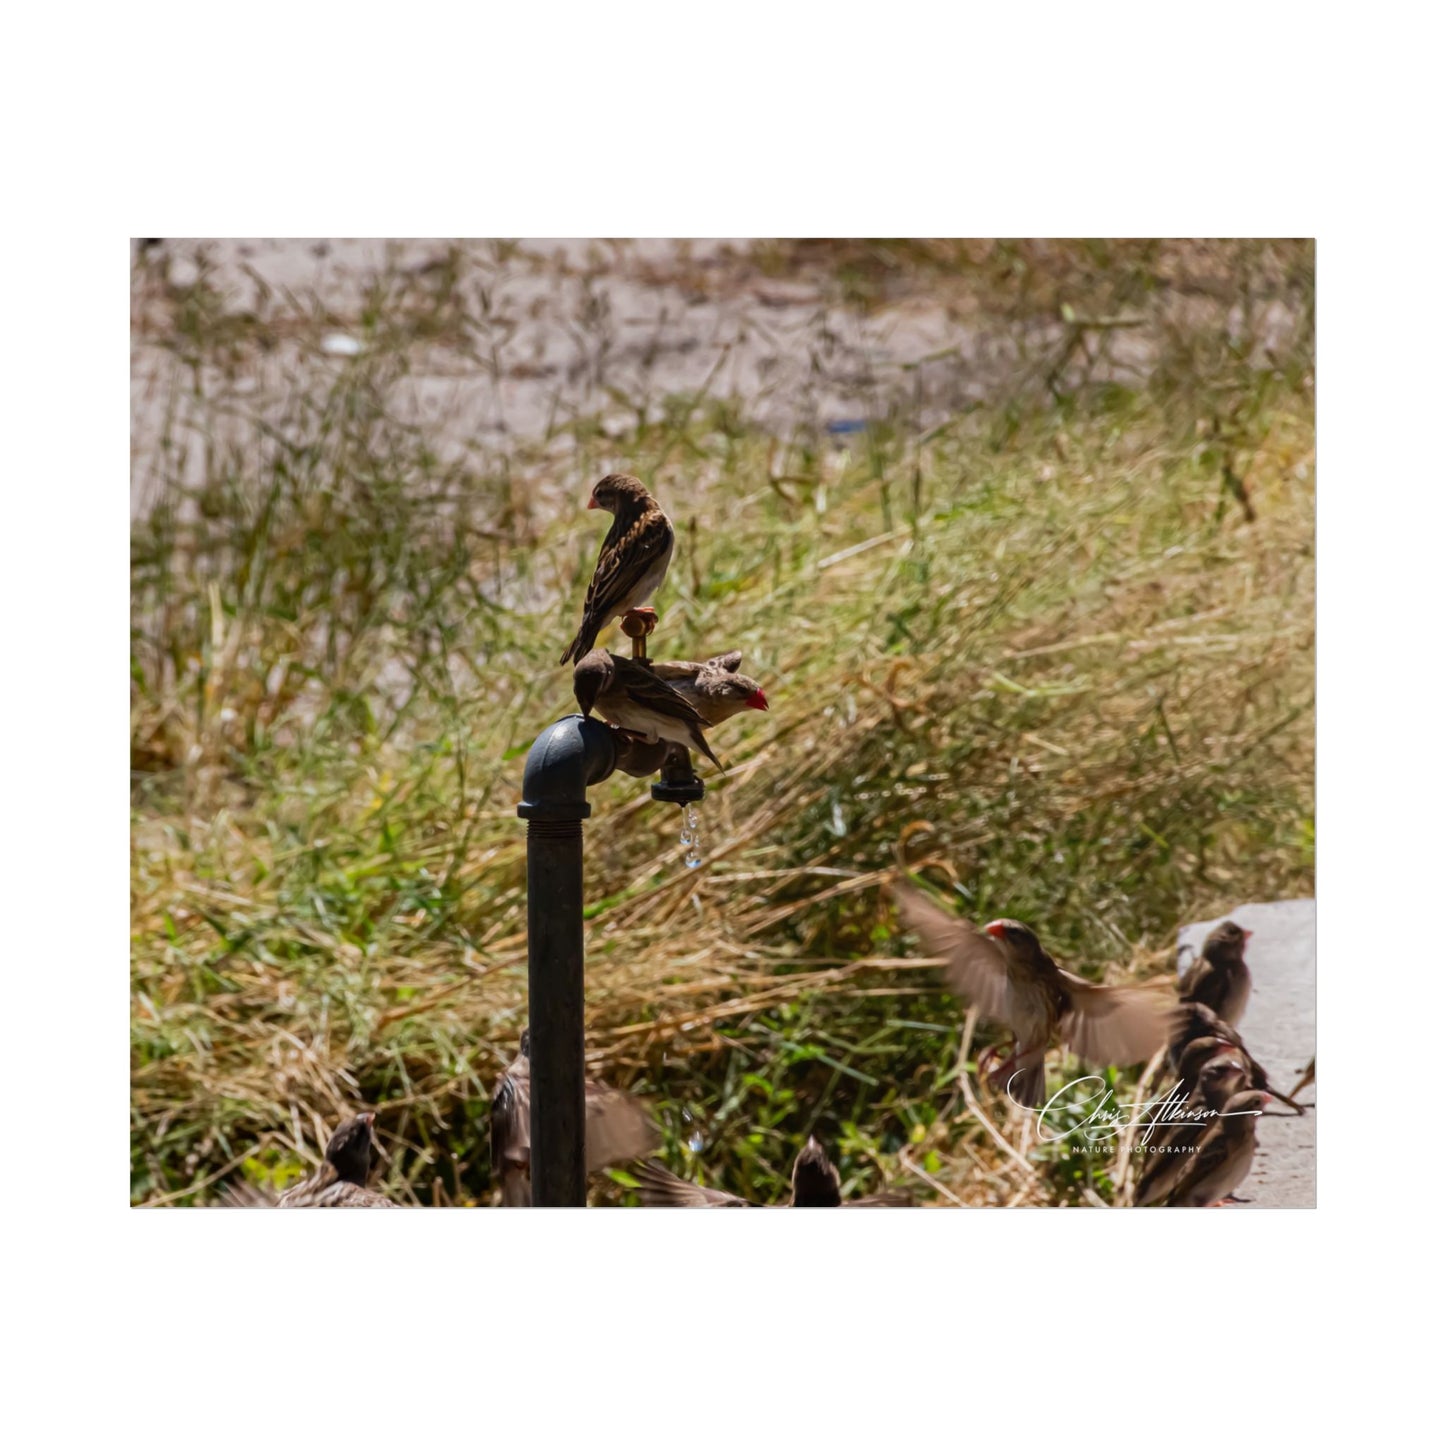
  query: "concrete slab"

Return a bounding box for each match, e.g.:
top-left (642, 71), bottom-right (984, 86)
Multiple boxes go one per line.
top-left (1177, 899), bottom-right (1316, 1208)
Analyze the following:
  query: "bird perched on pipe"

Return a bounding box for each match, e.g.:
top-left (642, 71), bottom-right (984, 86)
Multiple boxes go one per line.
top-left (572, 648), bottom-right (720, 768)
top-left (1134, 1052), bottom-right (1248, 1206)
top-left (648, 651), bottom-right (769, 725)
top-left (276, 1112), bottom-right (400, 1208)
top-left (891, 882), bottom-right (1175, 1108)
top-left (1163, 1088), bottom-right (1272, 1207)
top-left (490, 1030), bottom-right (659, 1207)
top-left (1179, 919), bottom-right (1253, 1027)
top-left (634, 1136), bottom-right (909, 1208)
top-left (559, 474), bottom-right (674, 665)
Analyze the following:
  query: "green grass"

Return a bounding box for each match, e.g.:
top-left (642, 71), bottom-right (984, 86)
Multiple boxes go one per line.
top-left (130, 239), bottom-right (1314, 1206)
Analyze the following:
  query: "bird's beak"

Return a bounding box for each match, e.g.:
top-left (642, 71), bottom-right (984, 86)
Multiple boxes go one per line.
top-left (587, 495), bottom-right (599, 509)
top-left (746, 689), bottom-right (769, 711)
top-left (361, 1112), bottom-right (375, 1127)
top-left (984, 922), bottom-right (1006, 941)
top-left (1242, 929), bottom-right (1253, 942)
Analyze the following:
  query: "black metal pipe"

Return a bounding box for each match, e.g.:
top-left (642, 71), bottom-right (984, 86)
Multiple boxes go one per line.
top-left (516, 716), bottom-right (618, 1206)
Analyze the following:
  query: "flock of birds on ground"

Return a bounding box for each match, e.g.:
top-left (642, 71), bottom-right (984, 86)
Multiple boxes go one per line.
top-left (225, 475), bottom-right (1314, 1210)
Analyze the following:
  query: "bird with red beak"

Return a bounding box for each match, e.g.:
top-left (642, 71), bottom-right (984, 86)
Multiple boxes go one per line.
top-left (647, 649), bottom-right (769, 725)
top-left (892, 883), bottom-right (1175, 1109)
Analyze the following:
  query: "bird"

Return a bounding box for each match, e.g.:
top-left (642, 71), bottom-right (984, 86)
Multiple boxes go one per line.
top-left (490, 1030), bottom-right (659, 1207)
top-left (633, 1136), bottom-right (908, 1208)
top-left (1135, 1051), bottom-right (1248, 1205)
top-left (1179, 919), bottom-right (1253, 1026)
top-left (276, 1112), bottom-right (399, 1208)
top-left (559, 474), bottom-right (674, 665)
top-left (891, 883), bottom-right (1174, 1108)
top-left (1288, 1055), bottom-right (1315, 1101)
top-left (648, 651), bottom-right (769, 726)
top-left (572, 648), bottom-right (721, 767)
top-left (1175, 1034), bottom-right (1248, 1090)
top-left (1163, 1088), bottom-right (1272, 1206)
top-left (1168, 1002), bottom-right (1305, 1114)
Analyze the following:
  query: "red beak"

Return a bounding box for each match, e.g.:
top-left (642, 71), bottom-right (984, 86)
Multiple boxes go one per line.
top-left (360, 1112), bottom-right (376, 1127)
top-left (1242, 929), bottom-right (1253, 942)
top-left (984, 922), bottom-right (1006, 941)
top-left (746, 689), bottom-right (769, 711)
top-left (587, 495), bottom-right (599, 509)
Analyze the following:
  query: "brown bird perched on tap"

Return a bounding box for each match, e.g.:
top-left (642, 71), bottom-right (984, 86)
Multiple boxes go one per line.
top-left (559, 474), bottom-right (674, 665)
top-left (490, 1030), bottom-right (659, 1207)
top-left (276, 1112), bottom-right (400, 1208)
top-left (891, 882), bottom-right (1174, 1108)
top-left (633, 1135), bottom-right (909, 1208)
top-left (572, 648), bottom-right (721, 768)
top-left (647, 650), bottom-right (768, 725)
top-left (1178, 919), bottom-right (1253, 1027)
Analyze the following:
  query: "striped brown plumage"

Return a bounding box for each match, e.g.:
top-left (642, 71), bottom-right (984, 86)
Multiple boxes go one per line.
top-left (1163, 1089), bottom-right (1271, 1207)
top-left (559, 475), bottom-right (674, 665)
top-left (572, 649), bottom-right (720, 767)
top-left (276, 1113), bottom-right (399, 1209)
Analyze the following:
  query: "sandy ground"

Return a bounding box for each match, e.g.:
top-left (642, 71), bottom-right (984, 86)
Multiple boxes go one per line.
top-left (1178, 900), bottom-right (1316, 1207)
top-left (130, 238), bottom-right (1302, 520)
top-left (130, 238), bottom-right (1022, 517)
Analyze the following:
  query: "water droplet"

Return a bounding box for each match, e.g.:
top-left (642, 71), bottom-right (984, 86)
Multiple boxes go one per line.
top-left (688, 1131), bottom-right (705, 1153)
top-left (681, 802), bottom-right (703, 868)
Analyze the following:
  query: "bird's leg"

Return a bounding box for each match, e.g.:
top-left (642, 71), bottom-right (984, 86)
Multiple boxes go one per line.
top-left (977, 1036), bottom-right (1020, 1092)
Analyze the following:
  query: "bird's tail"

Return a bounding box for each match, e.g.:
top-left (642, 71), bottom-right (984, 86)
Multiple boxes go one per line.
top-left (688, 723), bottom-right (721, 769)
top-left (559, 616), bottom-right (601, 666)
top-left (1003, 1060), bottom-right (1047, 1110)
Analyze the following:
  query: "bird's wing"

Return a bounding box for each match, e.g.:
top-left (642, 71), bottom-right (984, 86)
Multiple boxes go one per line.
top-left (1177, 955), bottom-right (1215, 1005)
top-left (633, 1160), bottom-right (752, 1207)
top-left (891, 884), bottom-right (1014, 1023)
top-left (278, 1170), bottom-right (398, 1208)
top-left (580, 510), bottom-right (672, 626)
top-left (218, 1178), bottom-right (276, 1208)
top-left (615, 657), bottom-right (709, 728)
top-left (1164, 1122), bottom-right (1235, 1205)
top-left (491, 1062), bottom-right (531, 1173)
top-left (1134, 1142), bottom-right (1195, 1206)
top-left (325, 1182), bottom-right (401, 1208)
top-left (277, 1166), bottom-right (333, 1208)
top-left (584, 1086), bottom-right (659, 1169)
top-left (1058, 975), bottom-right (1176, 1066)
top-left (840, 1190), bottom-right (913, 1208)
